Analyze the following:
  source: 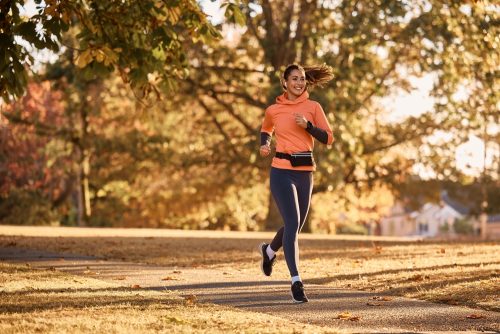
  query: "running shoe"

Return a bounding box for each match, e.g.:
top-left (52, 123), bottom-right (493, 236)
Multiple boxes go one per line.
top-left (291, 281), bottom-right (309, 303)
top-left (259, 243), bottom-right (276, 276)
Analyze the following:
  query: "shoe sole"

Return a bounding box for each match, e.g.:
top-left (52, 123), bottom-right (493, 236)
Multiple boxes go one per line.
top-left (291, 291), bottom-right (309, 303)
top-left (258, 242), bottom-right (269, 276)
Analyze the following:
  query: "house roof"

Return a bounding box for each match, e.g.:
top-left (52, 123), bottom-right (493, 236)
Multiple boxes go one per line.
top-left (441, 191), bottom-right (470, 215)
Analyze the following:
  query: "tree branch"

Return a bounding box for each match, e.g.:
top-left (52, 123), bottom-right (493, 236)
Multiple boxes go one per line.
top-left (187, 78), bottom-right (257, 134)
top-left (245, 10), bottom-right (265, 50)
top-left (192, 65), bottom-right (265, 74)
top-left (282, 0), bottom-right (295, 43)
top-left (211, 88), bottom-right (267, 109)
top-left (197, 98), bottom-right (241, 158)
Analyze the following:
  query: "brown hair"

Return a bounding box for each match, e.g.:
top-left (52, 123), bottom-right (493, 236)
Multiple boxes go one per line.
top-left (282, 63), bottom-right (334, 90)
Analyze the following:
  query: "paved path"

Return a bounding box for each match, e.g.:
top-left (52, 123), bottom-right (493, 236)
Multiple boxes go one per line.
top-left (1, 247), bottom-right (498, 333)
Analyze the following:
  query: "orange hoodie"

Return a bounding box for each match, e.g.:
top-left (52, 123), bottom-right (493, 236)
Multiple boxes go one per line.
top-left (261, 91), bottom-right (333, 171)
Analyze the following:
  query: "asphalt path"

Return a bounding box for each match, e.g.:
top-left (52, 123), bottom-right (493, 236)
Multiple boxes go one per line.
top-left (1, 246), bottom-right (498, 333)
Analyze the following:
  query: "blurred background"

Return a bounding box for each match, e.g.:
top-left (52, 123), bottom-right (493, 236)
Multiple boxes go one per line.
top-left (1, 0), bottom-right (498, 238)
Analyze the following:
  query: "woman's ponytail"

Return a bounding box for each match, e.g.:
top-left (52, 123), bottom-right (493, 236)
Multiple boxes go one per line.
top-left (282, 63), bottom-right (334, 90)
top-left (304, 64), bottom-right (334, 88)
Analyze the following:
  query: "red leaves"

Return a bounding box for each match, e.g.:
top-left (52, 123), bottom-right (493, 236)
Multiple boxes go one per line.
top-left (1, 82), bottom-right (68, 196)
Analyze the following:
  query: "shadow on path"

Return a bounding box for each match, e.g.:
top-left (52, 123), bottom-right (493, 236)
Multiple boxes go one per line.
top-left (1, 246), bottom-right (499, 333)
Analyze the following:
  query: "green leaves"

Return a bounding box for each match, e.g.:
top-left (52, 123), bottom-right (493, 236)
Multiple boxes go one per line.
top-left (2, 0), bottom-right (223, 102)
top-left (222, 3), bottom-right (246, 26)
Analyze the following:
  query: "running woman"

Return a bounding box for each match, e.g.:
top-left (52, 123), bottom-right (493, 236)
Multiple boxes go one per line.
top-left (259, 63), bottom-right (334, 303)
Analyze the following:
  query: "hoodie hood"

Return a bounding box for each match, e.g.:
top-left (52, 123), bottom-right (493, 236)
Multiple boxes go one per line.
top-left (276, 90), bottom-right (309, 105)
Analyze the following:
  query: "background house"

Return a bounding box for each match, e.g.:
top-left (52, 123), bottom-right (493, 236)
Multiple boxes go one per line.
top-left (380, 191), bottom-right (475, 238)
top-left (379, 200), bottom-right (415, 236)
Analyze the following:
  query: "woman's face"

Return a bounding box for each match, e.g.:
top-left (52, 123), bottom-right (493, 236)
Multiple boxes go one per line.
top-left (285, 69), bottom-right (306, 97)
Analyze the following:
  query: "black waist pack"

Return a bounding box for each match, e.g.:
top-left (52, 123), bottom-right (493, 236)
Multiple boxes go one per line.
top-left (276, 152), bottom-right (314, 167)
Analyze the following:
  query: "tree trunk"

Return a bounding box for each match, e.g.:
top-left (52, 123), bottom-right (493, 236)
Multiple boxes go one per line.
top-left (81, 149), bottom-right (91, 221)
top-left (76, 83), bottom-right (93, 226)
top-left (76, 163), bottom-right (84, 226)
top-left (76, 146), bottom-right (91, 226)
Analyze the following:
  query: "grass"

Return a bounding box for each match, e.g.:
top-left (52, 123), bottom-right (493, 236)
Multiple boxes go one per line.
top-left (0, 262), bottom-right (334, 334)
top-left (0, 230), bottom-right (499, 314)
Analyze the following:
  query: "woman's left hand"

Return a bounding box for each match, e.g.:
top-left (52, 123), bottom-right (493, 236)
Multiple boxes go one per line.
top-left (294, 113), bottom-right (308, 129)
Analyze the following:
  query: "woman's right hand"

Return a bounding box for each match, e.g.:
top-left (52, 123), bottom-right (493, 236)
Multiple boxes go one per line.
top-left (260, 145), bottom-right (271, 157)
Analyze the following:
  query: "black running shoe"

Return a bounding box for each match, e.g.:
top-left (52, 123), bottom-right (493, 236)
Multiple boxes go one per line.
top-left (259, 243), bottom-right (276, 276)
top-left (291, 281), bottom-right (309, 303)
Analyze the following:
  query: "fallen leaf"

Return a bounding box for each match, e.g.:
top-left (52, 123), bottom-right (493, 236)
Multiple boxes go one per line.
top-left (336, 312), bottom-right (360, 321)
top-left (131, 284), bottom-right (141, 289)
top-left (466, 314), bottom-right (485, 319)
top-left (410, 274), bottom-right (423, 281)
top-left (166, 316), bottom-right (185, 324)
top-left (184, 295), bottom-right (197, 305)
top-left (337, 312), bottom-right (353, 319)
top-left (440, 248), bottom-right (446, 254)
top-left (444, 299), bottom-right (459, 305)
top-left (367, 302), bottom-right (382, 307)
top-left (373, 296), bottom-right (393, 301)
top-left (161, 276), bottom-right (177, 281)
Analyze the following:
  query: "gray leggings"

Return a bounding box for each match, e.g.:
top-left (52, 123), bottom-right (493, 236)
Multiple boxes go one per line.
top-left (269, 167), bottom-right (313, 277)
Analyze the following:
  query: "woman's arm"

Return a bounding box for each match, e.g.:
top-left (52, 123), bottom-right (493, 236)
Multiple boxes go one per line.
top-left (305, 121), bottom-right (329, 144)
top-left (310, 103), bottom-right (333, 145)
top-left (260, 108), bottom-right (274, 156)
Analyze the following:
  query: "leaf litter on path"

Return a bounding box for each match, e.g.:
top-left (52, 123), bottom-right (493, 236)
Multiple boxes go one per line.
top-left (184, 294), bottom-right (197, 305)
top-left (372, 296), bottom-right (393, 301)
top-left (335, 312), bottom-right (360, 321)
top-left (466, 314), bottom-right (486, 319)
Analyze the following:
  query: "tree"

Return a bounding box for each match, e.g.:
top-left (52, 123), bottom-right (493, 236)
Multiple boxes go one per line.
top-left (0, 81), bottom-right (71, 225)
top-left (1, 0), bottom-right (247, 226)
top-left (172, 0), bottom-right (499, 229)
top-left (1, 0), bottom-right (222, 101)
